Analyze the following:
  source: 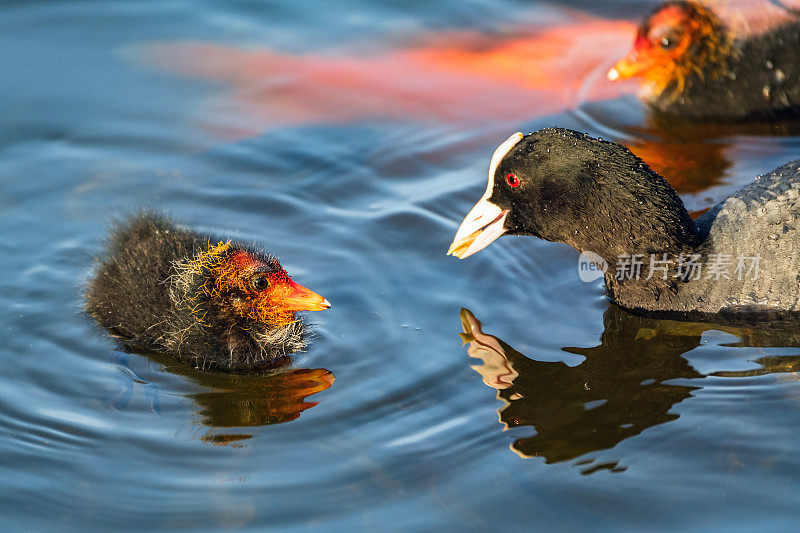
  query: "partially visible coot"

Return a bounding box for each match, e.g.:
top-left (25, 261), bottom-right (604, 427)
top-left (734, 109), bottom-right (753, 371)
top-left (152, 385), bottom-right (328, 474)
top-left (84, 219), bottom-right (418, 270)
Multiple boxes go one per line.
top-left (85, 212), bottom-right (330, 372)
top-left (449, 128), bottom-right (800, 317)
top-left (608, 0), bottom-right (800, 120)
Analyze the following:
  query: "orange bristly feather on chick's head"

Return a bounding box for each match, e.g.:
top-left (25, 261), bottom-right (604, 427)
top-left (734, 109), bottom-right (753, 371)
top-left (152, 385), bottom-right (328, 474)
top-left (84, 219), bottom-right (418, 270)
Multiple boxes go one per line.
top-left (188, 242), bottom-right (329, 329)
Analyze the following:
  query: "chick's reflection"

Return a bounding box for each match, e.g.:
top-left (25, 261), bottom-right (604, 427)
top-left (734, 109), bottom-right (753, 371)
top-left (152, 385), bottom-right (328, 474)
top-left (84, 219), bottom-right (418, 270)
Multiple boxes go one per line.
top-left (192, 368), bottom-right (334, 428)
top-left (189, 366), bottom-right (334, 445)
top-left (459, 307), bottom-right (800, 472)
top-left (121, 351), bottom-right (334, 445)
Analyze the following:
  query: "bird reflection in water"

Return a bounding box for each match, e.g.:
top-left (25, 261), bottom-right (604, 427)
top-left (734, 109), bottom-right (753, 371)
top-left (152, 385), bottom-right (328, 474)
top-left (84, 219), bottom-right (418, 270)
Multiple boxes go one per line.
top-left (134, 12), bottom-right (636, 140)
top-left (576, 96), bottom-right (800, 207)
top-left (136, 3), bottom-right (800, 211)
top-left (621, 115), bottom-right (800, 203)
top-left (459, 307), bottom-right (800, 474)
top-left (107, 350), bottom-right (334, 446)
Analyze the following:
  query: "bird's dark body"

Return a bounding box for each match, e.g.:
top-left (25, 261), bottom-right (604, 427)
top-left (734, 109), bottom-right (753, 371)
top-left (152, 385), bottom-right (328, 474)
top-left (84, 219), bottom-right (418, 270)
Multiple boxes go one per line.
top-left (654, 19), bottom-right (800, 120)
top-left (464, 128), bottom-right (800, 317)
top-left (85, 214), bottom-right (307, 372)
top-left (691, 160), bottom-right (800, 312)
top-left (86, 214), bottom-right (197, 351)
top-left (605, 159), bottom-right (800, 316)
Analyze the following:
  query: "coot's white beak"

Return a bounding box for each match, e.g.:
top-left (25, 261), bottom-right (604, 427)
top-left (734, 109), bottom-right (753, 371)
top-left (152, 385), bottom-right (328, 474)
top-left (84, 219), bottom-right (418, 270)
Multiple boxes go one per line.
top-left (447, 132), bottom-right (523, 259)
top-left (448, 200), bottom-right (508, 259)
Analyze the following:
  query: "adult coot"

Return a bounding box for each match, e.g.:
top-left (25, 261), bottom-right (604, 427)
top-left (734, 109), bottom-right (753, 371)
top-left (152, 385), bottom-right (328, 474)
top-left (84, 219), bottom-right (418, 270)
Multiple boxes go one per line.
top-left (607, 0), bottom-right (800, 120)
top-left (85, 212), bottom-right (330, 372)
top-left (448, 128), bottom-right (800, 316)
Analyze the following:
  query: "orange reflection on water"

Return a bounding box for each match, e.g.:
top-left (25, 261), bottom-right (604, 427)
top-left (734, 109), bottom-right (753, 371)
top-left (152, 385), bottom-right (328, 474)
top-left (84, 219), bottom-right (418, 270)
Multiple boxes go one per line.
top-left (407, 19), bottom-right (634, 92)
top-left (624, 135), bottom-right (731, 194)
top-left (192, 367), bottom-right (335, 428)
top-left (136, 14), bottom-right (635, 138)
top-left (140, 350), bottom-right (335, 445)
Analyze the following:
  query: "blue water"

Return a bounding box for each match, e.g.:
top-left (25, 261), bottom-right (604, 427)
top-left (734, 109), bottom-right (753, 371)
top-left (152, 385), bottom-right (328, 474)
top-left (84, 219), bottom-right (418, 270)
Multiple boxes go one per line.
top-left (2, 0), bottom-right (800, 530)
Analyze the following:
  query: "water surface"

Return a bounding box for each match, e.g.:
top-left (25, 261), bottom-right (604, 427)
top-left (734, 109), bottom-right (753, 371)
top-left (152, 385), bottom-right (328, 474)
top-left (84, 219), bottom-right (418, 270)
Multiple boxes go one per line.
top-left (2, 0), bottom-right (800, 530)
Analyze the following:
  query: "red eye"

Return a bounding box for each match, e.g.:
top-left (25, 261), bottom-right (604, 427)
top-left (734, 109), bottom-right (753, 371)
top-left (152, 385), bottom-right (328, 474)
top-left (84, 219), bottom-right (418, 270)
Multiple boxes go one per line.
top-left (506, 173), bottom-right (520, 188)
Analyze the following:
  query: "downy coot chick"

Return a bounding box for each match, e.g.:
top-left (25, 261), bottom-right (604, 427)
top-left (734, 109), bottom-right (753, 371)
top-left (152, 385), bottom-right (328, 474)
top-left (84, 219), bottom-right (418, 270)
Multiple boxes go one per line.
top-left (448, 128), bottom-right (800, 317)
top-left (85, 213), bottom-right (330, 372)
top-left (607, 1), bottom-right (800, 120)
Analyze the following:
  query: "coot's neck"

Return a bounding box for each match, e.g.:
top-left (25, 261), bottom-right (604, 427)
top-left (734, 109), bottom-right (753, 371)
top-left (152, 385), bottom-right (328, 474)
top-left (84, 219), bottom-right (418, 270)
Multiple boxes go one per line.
top-left (557, 168), bottom-right (700, 264)
top-left (556, 166), bottom-right (701, 312)
top-left (571, 223), bottom-right (700, 312)
top-left (567, 218), bottom-right (699, 265)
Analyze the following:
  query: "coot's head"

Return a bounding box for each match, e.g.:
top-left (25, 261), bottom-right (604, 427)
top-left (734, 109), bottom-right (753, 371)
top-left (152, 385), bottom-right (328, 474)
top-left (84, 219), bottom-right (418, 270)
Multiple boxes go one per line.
top-left (448, 128), bottom-right (697, 261)
top-left (179, 241), bottom-right (330, 331)
top-left (607, 1), bottom-right (730, 95)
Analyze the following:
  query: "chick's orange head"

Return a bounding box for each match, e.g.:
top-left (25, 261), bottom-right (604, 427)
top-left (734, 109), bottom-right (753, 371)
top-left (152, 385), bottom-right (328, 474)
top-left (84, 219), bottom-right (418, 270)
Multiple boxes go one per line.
top-left (205, 247), bottom-right (330, 326)
top-left (608, 1), bottom-right (727, 92)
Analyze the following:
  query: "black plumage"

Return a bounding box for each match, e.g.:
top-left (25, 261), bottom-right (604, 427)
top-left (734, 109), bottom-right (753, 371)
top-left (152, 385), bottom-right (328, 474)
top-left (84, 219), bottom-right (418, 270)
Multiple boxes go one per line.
top-left (449, 128), bottom-right (800, 317)
top-left (85, 213), bottom-right (329, 372)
